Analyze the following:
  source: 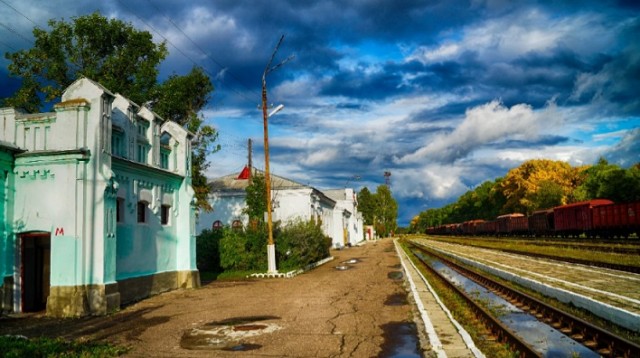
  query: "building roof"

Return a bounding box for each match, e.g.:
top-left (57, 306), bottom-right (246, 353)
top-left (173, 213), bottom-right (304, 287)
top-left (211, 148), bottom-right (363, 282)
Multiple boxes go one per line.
top-left (323, 189), bottom-right (349, 202)
top-left (208, 166), bottom-right (309, 192)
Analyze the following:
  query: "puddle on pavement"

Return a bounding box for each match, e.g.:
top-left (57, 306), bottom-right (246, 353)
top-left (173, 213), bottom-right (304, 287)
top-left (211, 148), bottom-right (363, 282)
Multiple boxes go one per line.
top-left (222, 343), bottom-right (262, 351)
top-left (181, 316), bottom-right (281, 351)
top-left (335, 265), bottom-right (353, 271)
top-left (385, 293), bottom-right (408, 306)
top-left (379, 321), bottom-right (421, 357)
top-left (389, 264), bottom-right (402, 269)
top-left (413, 251), bottom-right (600, 358)
top-left (341, 258), bottom-right (361, 264)
top-left (387, 271), bottom-right (404, 280)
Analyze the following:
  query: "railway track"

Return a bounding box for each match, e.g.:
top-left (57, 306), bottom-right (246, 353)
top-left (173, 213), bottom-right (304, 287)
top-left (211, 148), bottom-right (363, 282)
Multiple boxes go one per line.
top-left (486, 247), bottom-right (640, 274)
top-left (406, 240), bottom-right (640, 358)
top-left (430, 236), bottom-right (640, 273)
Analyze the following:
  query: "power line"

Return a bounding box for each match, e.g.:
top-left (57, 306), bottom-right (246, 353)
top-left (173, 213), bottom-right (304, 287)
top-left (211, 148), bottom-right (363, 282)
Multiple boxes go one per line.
top-left (143, 0), bottom-right (257, 96)
top-left (0, 0), bottom-right (37, 26)
top-left (115, 0), bottom-right (259, 108)
top-left (0, 21), bottom-right (33, 45)
top-left (0, 38), bottom-right (18, 52)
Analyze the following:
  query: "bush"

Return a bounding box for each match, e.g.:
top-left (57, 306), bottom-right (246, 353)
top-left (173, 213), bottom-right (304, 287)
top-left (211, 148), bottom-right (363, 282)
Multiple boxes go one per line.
top-left (219, 225), bottom-right (267, 272)
top-left (275, 219), bottom-right (332, 271)
top-left (196, 229), bottom-right (223, 273)
top-left (216, 219), bottom-right (331, 273)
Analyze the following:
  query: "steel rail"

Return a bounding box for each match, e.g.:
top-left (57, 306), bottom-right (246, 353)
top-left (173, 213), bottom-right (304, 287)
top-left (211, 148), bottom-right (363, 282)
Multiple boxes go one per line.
top-left (406, 245), bottom-right (542, 357)
top-left (410, 241), bottom-right (640, 358)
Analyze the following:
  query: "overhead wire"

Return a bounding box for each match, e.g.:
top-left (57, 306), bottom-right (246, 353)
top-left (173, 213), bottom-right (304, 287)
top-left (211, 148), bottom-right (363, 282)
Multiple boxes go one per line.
top-left (114, 0), bottom-right (260, 110)
top-left (142, 0), bottom-right (257, 95)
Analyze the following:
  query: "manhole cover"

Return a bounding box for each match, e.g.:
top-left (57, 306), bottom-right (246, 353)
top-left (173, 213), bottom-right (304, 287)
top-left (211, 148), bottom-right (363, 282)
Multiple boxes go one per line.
top-left (233, 324), bottom-right (267, 331)
top-left (181, 316), bottom-right (281, 350)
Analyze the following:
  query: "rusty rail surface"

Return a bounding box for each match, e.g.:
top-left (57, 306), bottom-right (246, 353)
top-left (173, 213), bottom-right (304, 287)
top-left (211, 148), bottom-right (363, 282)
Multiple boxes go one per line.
top-left (410, 241), bottom-right (640, 358)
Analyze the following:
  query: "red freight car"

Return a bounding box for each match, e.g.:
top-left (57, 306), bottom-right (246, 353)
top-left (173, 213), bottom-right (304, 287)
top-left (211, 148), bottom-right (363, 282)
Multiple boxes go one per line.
top-left (553, 199), bottom-right (614, 237)
top-left (592, 201), bottom-right (640, 238)
top-left (496, 213), bottom-right (529, 235)
top-left (476, 220), bottom-right (497, 235)
top-left (528, 209), bottom-right (554, 236)
top-left (462, 220), bottom-right (485, 235)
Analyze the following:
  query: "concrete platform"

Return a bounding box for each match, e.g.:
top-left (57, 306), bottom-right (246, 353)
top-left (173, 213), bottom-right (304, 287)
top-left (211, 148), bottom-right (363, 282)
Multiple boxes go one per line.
top-left (395, 239), bottom-right (483, 358)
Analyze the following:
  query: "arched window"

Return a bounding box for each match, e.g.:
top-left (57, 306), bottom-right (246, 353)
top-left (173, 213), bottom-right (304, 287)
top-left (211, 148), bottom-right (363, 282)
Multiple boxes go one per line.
top-left (212, 220), bottom-right (222, 230)
top-left (232, 220), bottom-right (242, 230)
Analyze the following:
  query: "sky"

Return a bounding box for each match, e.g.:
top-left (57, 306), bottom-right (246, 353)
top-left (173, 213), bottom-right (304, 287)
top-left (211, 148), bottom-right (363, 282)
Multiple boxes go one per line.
top-left (1, 0), bottom-right (639, 226)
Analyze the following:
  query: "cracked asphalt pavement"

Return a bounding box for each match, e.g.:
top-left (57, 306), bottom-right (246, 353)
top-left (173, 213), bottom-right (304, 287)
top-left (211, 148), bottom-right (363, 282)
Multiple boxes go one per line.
top-left (0, 238), bottom-right (422, 357)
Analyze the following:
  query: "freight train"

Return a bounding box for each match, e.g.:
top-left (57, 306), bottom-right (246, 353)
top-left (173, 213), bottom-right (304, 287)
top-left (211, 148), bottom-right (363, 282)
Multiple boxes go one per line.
top-left (425, 199), bottom-right (640, 238)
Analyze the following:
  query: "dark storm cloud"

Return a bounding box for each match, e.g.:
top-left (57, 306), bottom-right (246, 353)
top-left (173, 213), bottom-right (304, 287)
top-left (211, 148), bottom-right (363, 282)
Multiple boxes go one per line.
top-left (487, 135), bottom-right (571, 149)
top-left (603, 128), bottom-right (640, 167)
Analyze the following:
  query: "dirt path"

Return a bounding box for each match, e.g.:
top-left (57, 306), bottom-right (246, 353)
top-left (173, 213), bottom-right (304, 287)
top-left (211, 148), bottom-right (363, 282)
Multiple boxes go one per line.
top-left (0, 238), bottom-right (422, 357)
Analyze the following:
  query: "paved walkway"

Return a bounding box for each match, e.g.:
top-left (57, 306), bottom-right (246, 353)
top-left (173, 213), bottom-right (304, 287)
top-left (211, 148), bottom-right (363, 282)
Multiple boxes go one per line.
top-left (1, 238), bottom-right (429, 357)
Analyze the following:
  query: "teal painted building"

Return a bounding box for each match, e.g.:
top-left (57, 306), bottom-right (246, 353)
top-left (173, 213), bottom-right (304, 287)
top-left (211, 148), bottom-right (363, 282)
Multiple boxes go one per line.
top-left (0, 78), bottom-right (199, 317)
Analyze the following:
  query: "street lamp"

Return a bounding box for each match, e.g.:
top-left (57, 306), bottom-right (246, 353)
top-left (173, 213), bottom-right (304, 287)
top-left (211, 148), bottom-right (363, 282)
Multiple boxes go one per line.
top-left (262, 35), bottom-right (293, 274)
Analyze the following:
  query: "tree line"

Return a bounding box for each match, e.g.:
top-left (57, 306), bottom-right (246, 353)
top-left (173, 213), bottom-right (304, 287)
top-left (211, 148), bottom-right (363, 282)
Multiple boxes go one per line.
top-left (410, 158), bottom-right (640, 233)
top-left (358, 185), bottom-right (398, 237)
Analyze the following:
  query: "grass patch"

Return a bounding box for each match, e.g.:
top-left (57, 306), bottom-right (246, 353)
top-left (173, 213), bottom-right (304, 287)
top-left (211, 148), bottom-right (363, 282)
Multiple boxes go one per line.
top-left (426, 235), bottom-right (640, 267)
top-left (214, 270), bottom-right (261, 280)
top-left (0, 336), bottom-right (128, 357)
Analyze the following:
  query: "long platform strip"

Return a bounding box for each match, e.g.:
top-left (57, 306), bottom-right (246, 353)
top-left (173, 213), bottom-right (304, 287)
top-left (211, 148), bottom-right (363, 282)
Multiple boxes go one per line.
top-left (394, 239), bottom-right (484, 358)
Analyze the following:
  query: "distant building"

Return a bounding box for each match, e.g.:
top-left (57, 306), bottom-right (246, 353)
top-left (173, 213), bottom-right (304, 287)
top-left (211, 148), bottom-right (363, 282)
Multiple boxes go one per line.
top-left (197, 166), bottom-right (364, 248)
top-left (324, 189), bottom-right (365, 247)
top-left (0, 78), bottom-right (199, 317)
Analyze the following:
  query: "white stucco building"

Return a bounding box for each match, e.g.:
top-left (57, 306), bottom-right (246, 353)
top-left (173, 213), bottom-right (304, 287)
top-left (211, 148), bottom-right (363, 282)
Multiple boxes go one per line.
top-left (197, 167), bottom-right (364, 248)
top-left (324, 189), bottom-right (365, 247)
top-left (0, 78), bottom-right (199, 317)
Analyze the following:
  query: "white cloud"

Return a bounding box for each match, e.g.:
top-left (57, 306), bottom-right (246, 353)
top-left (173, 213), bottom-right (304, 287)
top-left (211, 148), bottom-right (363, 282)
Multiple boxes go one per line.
top-left (408, 10), bottom-right (615, 65)
top-left (393, 164), bottom-right (469, 201)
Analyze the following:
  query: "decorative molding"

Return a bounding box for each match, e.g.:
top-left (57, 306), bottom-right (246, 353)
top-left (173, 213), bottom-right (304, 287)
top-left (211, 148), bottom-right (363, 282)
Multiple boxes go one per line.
top-left (15, 168), bottom-right (55, 180)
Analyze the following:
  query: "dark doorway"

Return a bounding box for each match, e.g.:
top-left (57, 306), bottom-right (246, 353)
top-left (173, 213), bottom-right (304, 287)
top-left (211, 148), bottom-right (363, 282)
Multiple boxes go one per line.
top-left (21, 232), bottom-right (51, 312)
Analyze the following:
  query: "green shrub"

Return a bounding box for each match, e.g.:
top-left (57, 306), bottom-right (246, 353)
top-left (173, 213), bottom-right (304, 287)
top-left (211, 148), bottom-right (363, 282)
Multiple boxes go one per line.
top-left (196, 229), bottom-right (223, 272)
top-left (216, 219), bottom-right (330, 273)
top-left (276, 219), bottom-right (331, 271)
top-left (219, 227), bottom-right (249, 271)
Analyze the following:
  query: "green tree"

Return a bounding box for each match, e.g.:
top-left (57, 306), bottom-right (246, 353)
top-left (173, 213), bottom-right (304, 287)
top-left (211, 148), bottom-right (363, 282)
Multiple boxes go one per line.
top-left (3, 12), bottom-right (167, 111)
top-left (530, 180), bottom-right (564, 210)
top-left (2, 12), bottom-right (219, 212)
top-left (375, 185), bottom-right (398, 236)
top-left (357, 187), bottom-right (375, 225)
top-left (244, 173), bottom-right (267, 223)
top-left (574, 158), bottom-right (640, 202)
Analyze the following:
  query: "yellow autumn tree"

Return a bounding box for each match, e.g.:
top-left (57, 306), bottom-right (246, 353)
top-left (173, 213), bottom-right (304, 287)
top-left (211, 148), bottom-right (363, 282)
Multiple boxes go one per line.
top-left (501, 159), bottom-right (583, 214)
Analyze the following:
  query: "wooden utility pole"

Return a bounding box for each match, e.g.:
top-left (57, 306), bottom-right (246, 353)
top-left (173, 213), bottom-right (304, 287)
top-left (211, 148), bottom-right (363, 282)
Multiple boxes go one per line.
top-left (262, 34), bottom-right (293, 274)
top-left (247, 138), bottom-right (252, 182)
